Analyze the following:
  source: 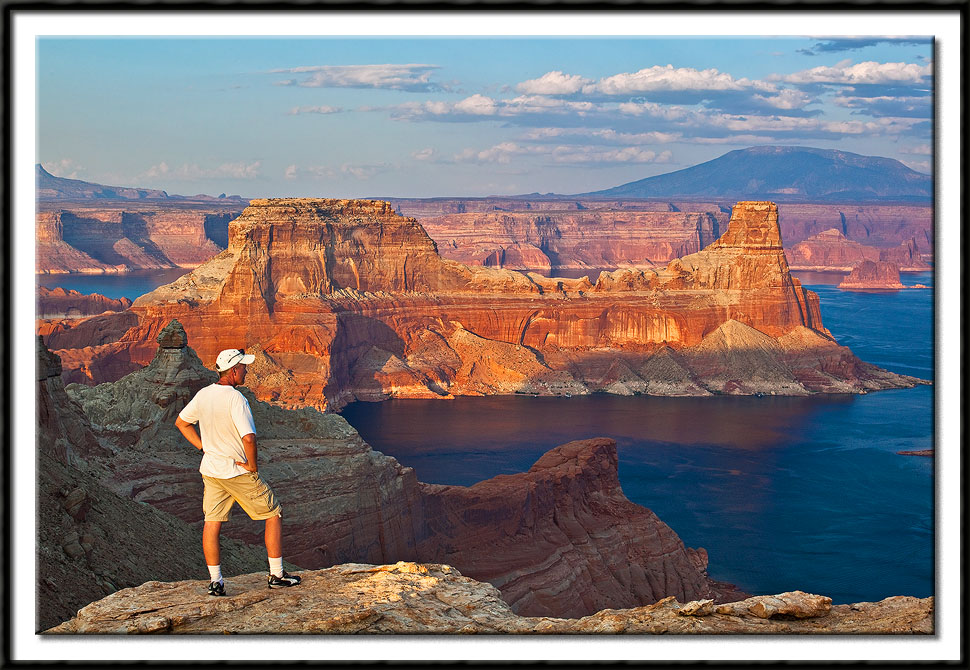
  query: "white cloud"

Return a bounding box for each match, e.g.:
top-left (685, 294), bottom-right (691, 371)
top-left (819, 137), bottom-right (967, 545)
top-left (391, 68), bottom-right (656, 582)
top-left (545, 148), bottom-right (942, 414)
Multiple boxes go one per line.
top-left (516, 70), bottom-right (593, 95)
top-left (269, 64), bottom-right (445, 92)
top-left (44, 158), bottom-right (82, 179)
top-left (282, 163), bottom-right (387, 181)
top-left (752, 89), bottom-right (815, 110)
top-left (777, 60), bottom-right (932, 85)
top-left (705, 112), bottom-right (923, 136)
top-left (453, 94), bottom-right (498, 116)
top-left (900, 144), bottom-right (932, 156)
top-left (583, 65), bottom-right (775, 95)
top-left (548, 146), bottom-right (673, 165)
top-left (288, 105), bottom-right (342, 115)
top-left (454, 142), bottom-right (673, 166)
top-left (412, 148), bottom-right (436, 161)
top-left (521, 127), bottom-right (682, 145)
top-left (384, 94), bottom-right (596, 121)
top-left (142, 161), bottom-right (262, 180)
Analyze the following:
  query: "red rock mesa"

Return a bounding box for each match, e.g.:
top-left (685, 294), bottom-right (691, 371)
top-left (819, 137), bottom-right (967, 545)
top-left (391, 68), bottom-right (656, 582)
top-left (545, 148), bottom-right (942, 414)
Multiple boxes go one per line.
top-left (40, 199), bottom-right (924, 403)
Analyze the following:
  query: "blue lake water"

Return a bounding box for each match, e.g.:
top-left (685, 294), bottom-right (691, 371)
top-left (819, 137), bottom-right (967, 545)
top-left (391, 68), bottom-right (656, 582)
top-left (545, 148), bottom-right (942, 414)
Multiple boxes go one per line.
top-left (36, 268), bottom-right (191, 301)
top-left (38, 267), bottom-right (935, 604)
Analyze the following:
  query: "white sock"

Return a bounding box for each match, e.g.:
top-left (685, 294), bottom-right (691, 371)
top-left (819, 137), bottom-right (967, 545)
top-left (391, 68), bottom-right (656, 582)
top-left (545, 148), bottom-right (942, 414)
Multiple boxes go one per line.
top-left (207, 565), bottom-right (223, 584)
top-left (268, 556), bottom-right (283, 578)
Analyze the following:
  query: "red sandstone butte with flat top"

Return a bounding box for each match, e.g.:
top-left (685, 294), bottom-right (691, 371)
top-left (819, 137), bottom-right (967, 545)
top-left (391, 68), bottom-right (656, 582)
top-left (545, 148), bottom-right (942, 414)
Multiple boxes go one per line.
top-left (38, 199), bottom-right (926, 403)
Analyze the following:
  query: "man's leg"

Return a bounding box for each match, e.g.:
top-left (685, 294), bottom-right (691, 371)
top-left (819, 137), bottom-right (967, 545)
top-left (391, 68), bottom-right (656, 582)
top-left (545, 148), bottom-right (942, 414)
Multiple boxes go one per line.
top-left (203, 520), bottom-right (222, 567)
top-left (264, 513), bottom-right (282, 560)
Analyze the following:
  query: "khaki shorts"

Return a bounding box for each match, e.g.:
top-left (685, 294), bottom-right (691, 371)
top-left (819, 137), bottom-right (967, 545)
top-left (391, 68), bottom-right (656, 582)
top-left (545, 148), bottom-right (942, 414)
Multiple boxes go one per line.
top-left (202, 472), bottom-right (281, 522)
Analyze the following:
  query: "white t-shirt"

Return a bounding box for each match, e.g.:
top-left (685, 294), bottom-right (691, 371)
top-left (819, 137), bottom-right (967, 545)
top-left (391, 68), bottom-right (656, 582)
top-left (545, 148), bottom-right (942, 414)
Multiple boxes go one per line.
top-left (178, 383), bottom-right (257, 479)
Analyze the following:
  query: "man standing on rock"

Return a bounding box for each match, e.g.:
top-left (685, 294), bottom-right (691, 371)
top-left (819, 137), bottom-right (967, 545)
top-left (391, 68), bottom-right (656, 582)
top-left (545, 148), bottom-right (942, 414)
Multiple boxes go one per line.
top-left (175, 348), bottom-right (301, 595)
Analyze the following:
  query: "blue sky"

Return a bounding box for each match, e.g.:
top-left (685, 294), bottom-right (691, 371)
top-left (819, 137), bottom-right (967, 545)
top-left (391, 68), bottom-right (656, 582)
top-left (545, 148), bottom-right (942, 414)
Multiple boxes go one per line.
top-left (37, 33), bottom-right (933, 198)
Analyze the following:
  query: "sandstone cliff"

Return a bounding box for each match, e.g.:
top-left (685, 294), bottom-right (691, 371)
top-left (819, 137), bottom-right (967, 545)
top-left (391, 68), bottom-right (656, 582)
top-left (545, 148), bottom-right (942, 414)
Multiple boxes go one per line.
top-left (39, 199), bottom-right (925, 405)
top-left (838, 260), bottom-right (906, 290)
top-left (47, 323), bottom-right (733, 623)
top-left (36, 204), bottom-right (240, 274)
top-left (46, 562), bottom-right (932, 635)
top-left (36, 286), bottom-right (132, 319)
top-left (415, 209), bottom-right (724, 270)
top-left (786, 229), bottom-right (930, 272)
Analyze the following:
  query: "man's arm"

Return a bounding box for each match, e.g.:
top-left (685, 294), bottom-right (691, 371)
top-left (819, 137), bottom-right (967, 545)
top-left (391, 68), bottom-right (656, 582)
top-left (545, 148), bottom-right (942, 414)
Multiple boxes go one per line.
top-left (175, 416), bottom-right (203, 451)
top-left (234, 433), bottom-right (258, 472)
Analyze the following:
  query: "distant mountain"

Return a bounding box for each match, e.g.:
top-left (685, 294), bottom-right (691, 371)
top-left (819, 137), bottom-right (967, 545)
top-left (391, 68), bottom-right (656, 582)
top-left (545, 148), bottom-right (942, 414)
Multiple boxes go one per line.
top-left (35, 164), bottom-right (248, 203)
top-left (581, 146), bottom-right (932, 202)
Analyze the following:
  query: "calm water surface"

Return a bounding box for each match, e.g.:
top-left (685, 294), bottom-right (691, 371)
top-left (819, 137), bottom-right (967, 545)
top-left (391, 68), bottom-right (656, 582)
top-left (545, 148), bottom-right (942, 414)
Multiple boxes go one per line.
top-left (36, 268), bottom-right (191, 301)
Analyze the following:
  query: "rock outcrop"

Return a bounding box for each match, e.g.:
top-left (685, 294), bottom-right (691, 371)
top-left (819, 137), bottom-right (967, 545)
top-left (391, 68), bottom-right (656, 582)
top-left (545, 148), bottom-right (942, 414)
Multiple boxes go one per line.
top-left (39, 199), bottom-right (925, 406)
top-left (839, 260), bottom-right (906, 290)
top-left (45, 562), bottom-right (933, 635)
top-left (36, 204), bottom-right (241, 274)
top-left (786, 229), bottom-right (930, 272)
top-left (36, 286), bottom-right (132, 319)
top-left (48, 324), bottom-right (734, 622)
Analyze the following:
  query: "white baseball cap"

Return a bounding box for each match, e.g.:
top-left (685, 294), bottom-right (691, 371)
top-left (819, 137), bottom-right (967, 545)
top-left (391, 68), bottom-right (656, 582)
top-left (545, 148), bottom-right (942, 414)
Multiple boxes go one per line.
top-left (215, 348), bottom-right (255, 372)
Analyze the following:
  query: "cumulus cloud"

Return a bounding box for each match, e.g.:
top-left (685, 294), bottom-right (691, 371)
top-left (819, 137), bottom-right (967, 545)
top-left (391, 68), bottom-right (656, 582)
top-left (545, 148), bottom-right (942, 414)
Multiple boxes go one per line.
top-left (582, 65), bottom-right (775, 96)
top-left (269, 64), bottom-right (446, 92)
top-left (704, 112), bottom-right (924, 137)
top-left (43, 158), bottom-right (82, 179)
top-left (412, 148), bottom-right (436, 161)
top-left (751, 89), bottom-right (816, 111)
top-left (383, 94), bottom-right (597, 121)
top-left (548, 147), bottom-right (673, 165)
top-left (288, 105), bottom-right (343, 115)
top-left (516, 70), bottom-right (593, 95)
top-left (143, 161), bottom-right (262, 180)
top-left (521, 127), bottom-right (681, 145)
top-left (776, 60), bottom-right (931, 86)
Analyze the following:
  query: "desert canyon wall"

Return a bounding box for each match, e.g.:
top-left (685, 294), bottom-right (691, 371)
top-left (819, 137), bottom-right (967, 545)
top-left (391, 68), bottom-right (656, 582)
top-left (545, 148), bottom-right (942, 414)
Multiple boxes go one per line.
top-left (388, 198), bottom-right (932, 271)
top-left (36, 203), bottom-right (242, 274)
top-left (39, 199), bottom-right (925, 405)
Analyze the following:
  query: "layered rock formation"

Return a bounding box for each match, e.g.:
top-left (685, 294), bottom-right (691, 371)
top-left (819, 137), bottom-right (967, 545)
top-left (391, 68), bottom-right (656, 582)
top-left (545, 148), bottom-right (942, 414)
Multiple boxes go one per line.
top-left (786, 229), bottom-right (930, 272)
top-left (414, 209), bottom-right (724, 270)
top-left (838, 261), bottom-right (906, 290)
top-left (775, 203), bottom-right (932, 252)
top-left (36, 286), bottom-right (132, 319)
top-left (57, 322), bottom-right (734, 620)
top-left (46, 562), bottom-right (933, 635)
top-left (36, 204), bottom-right (241, 274)
top-left (38, 199), bottom-right (925, 406)
top-left (390, 198), bottom-right (932, 272)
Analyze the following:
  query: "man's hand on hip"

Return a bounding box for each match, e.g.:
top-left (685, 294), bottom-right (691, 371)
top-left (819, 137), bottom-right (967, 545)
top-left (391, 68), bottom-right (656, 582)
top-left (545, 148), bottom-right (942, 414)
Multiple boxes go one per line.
top-left (234, 460), bottom-right (258, 473)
